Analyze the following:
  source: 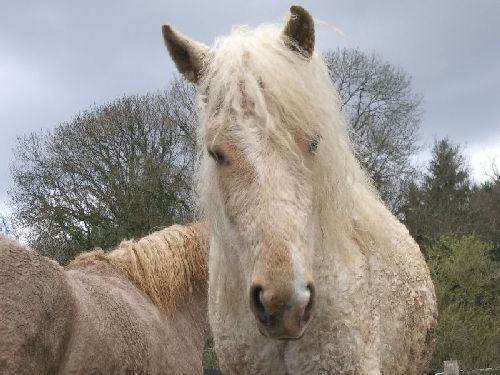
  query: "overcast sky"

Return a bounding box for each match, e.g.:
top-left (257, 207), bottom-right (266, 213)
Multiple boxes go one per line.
top-left (1, 0), bottom-right (499, 211)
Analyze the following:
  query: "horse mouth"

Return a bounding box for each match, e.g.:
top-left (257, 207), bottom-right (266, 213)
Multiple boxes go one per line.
top-left (277, 333), bottom-right (305, 341)
top-left (258, 326), bottom-right (306, 341)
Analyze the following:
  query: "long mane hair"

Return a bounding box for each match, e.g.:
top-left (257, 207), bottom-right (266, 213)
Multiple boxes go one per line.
top-left (70, 223), bottom-right (208, 311)
top-left (195, 24), bottom-right (391, 252)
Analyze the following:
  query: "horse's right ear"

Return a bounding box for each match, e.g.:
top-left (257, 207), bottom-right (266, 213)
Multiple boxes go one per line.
top-left (162, 25), bottom-right (211, 83)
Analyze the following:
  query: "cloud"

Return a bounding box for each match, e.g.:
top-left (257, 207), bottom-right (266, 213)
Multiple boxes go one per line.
top-left (1, 0), bottom-right (499, 207)
top-left (468, 136), bottom-right (500, 182)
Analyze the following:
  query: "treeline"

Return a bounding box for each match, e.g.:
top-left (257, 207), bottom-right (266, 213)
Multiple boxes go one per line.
top-left (401, 139), bottom-right (499, 371)
top-left (8, 79), bottom-right (197, 263)
top-left (5, 48), bottom-right (499, 371)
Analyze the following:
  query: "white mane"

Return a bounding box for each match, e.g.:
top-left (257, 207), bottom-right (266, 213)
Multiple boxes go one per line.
top-left (195, 24), bottom-right (391, 250)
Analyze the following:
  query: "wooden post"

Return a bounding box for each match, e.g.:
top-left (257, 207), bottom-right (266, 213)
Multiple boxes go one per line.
top-left (444, 360), bottom-right (460, 375)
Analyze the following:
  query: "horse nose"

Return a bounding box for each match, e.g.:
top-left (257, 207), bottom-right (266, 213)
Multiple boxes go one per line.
top-left (250, 285), bottom-right (269, 324)
top-left (249, 283), bottom-right (315, 339)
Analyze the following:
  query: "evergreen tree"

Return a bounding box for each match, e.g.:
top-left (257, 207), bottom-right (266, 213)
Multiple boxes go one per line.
top-left (403, 138), bottom-right (472, 241)
top-left (470, 172), bottom-right (500, 249)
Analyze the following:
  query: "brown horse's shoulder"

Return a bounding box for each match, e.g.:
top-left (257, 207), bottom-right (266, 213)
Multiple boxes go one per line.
top-left (62, 260), bottom-right (206, 374)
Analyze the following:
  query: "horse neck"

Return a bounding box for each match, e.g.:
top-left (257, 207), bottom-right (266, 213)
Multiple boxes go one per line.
top-left (108, 223), bottom-right (209, 314)
top-left (168, 288), bottom-right (210, 344)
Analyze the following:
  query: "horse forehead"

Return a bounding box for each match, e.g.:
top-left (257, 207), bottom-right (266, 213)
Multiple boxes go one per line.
top-left (205, 124), bottom-right (266, 181)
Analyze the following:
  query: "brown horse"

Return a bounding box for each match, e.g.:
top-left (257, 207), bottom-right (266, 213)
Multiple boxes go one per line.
top-left (0, 223), bottom-right (208, 374)
top-left (162, 5), bottom-right (437, 374)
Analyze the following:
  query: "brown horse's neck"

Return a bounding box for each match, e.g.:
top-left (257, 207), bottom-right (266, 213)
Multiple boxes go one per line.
top-left (167, 289), bottom-right (210, 346)
top-left (70, 223), bottom-right (210, 315)
top-left (112, 223), bottom-right (209, 312)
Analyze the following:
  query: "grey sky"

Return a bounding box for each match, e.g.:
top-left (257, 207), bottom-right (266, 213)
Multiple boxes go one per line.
top-left (1, 0), bottom-right (499, 209)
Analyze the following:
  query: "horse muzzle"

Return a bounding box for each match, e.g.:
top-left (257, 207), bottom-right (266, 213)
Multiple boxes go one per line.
top-left (249, 282), bottom-right (315, 340)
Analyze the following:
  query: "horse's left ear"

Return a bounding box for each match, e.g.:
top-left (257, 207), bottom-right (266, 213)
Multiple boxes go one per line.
top-left (283, 5), bottom-right (315, 59)
top-left (162, 24), bottom-right (211, 83)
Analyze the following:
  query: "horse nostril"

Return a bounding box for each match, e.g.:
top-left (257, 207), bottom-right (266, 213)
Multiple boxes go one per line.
top-left (250, 285), bottom-right (268, 324)
top-left (302, 283), bottom-right (315, 323)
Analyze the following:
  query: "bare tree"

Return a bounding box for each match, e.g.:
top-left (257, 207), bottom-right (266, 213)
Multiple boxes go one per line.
top-left (486, 157), bottom-right (500, 181)
top-left (9, 78), bottom-right (197, 264)
top-left (0, 211), bottom-right (15, 237)
top-left (324, 48), bottom-right (423, 213)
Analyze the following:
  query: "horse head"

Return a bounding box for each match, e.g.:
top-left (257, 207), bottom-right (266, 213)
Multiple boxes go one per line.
top-left (163, 6), bottom-right (321, 340)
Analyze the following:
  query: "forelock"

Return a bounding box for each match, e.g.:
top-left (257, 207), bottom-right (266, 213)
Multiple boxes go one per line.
top-left (197, 24), bottom-right (337, 153)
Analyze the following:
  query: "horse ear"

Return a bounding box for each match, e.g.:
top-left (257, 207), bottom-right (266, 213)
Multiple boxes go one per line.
top-left (162, 25), bottom-right (211, 83)
top-left (282, 5), bottom-right (315, 58)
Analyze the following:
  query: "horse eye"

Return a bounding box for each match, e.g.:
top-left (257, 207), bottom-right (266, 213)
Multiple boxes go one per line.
top-left (208, 148), bottom-right (225, 164)
top-left (308, 135), bottom-right (321, 153)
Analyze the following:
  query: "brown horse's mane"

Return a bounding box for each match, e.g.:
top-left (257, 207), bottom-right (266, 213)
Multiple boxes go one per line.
top-left (69, 223), bottom-right (208, 312)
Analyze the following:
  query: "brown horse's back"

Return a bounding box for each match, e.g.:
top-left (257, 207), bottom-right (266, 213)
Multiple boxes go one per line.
top-left (0, 236), bottom-right (75, 375)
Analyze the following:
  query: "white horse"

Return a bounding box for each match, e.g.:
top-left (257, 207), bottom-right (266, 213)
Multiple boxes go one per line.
top-left (162, 5), bottom-right (437, 374)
